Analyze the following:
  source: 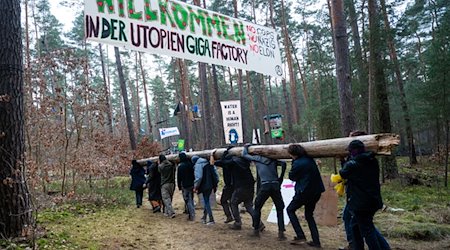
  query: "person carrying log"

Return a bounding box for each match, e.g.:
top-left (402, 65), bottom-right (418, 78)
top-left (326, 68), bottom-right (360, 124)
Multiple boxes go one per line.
top-left (177, 152), bottom-right (195, 221)
top-left (212, 147), bottom-right (235, 224)
top-left (129, 160), bottom-right (146, 208)
top-left (192, 155), bottom-right (219, 225)
top-left (158, 155), bottom-right (176, 218)
top-left (146, 161), bottom-right (162, 213)
top-left (287, 144), bottom-right (324, 248)
top-left (339, 140), bottom-right (391, 250)
top-left (242, 144), bottom-right (287, 240)
top-left (214, 147), bottom-right (256, 230)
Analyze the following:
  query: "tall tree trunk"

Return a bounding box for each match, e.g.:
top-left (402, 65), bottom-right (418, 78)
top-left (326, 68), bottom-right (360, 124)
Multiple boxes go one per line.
top-left (196, 0), bottom-right (211, 149)
top-left (368, 0), bottom-right (397, 179)
top-left (138, 53), bottom-right (153, 140)
top-left (199, 62), bottom-right (210, 149)
top-left (99, 44), bottom-right (113, 134)
top-left (245, 72), bottom-right (257, 140)
top-left (134, 53), bottom-right (141, 138)
top-left (346, 0), bottom-right (369, 131)
top-left (380, 0), bottom-right (417, 165)
top-left (270, 0), bottom-right (293, 132)
top-left (233, 0), bottom-right (246, 142)
top-left (289, 36), bottom-right (309, 109)
top-left (281, 0), bottom-right (300, 125)
top-left (0, 0), bottom-right (34, 237)
top-left (177, 58), bottom-right (192, 150)
top-left (211, 65), bottom-right (224, 145)
top-left (330, 0), bottom-right (357, 136)
top-left (114, 47), bottom-right (137, 150)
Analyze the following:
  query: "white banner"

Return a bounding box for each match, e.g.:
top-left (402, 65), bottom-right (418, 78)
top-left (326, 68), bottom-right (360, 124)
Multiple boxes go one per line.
top-left (159, 127), bottom-right (180, 139)
top-left (267, 179), bottom-right (296, 225)
top-left (84, 0), bottom-right (284, 78)
top-left (220, 100), bottom-right (243, 144)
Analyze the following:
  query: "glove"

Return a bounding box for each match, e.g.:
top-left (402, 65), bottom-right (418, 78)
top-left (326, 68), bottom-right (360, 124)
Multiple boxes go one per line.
top-left (330, 174), bottom-right (343, 184)
top-left (334, 182), bottom-right (345, 196)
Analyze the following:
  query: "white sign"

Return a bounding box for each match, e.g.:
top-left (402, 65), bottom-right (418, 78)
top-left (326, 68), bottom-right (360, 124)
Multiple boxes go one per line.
top-left (84, 0), bottom-right (284, 78)
top-left (267, 179), bottom-right (296, 225)
top-left (220, 100), bottom-right (243, 144)
top-left (252, 128), bottom-right (261, 144)
top-left (159, 127), bottom-right (180, 139)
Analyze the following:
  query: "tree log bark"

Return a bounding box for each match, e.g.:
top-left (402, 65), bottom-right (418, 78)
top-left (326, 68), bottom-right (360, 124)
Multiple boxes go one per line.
top-left (137, 133), bottom-right (400, 164)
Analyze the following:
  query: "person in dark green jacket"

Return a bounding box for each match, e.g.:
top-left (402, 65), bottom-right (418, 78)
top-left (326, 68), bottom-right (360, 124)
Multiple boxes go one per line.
top-left (158, 155), bottom-right (176, 218)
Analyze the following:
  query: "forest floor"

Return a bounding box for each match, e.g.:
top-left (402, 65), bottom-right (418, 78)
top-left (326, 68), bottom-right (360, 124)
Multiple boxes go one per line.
top-left (4, 157), bottom-right (450, 250)
top-left (36, 191), bottom-right (450, 250)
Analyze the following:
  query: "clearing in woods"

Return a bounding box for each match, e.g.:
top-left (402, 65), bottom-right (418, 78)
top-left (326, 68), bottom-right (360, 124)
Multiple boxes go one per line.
top-left (38, 188), bottom-right (450, 250)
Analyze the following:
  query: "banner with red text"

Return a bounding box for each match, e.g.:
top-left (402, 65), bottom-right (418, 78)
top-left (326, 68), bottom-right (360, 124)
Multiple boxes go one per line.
top-left (84, 0), bottom-right (284, 78)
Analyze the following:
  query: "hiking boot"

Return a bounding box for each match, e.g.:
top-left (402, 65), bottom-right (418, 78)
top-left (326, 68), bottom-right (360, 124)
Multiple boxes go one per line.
top-left (338, 243), bottom-right (352, 250)
top-left (307, 241), bottom-right (321, 248)
top-left (170, 213), bottom-right (176, 219)
top-left (206, 221), bottom-right (215, 225)
top-left (278, 231), bottom-right (287, 241)
top-left (201, 218), bottom-right (207, 224)
top-left (229, 223), bottom-right (242, 230)
top-left (224, 217), bottom-right (234, 223)
top-left (153, 206), bottom-right (161, 213)
top-left (290, 236), bottom-right (307, 245)
top-left (258, 223), bottom-right (266, 232)
top-left (249, 229), bottom-right (260, 238)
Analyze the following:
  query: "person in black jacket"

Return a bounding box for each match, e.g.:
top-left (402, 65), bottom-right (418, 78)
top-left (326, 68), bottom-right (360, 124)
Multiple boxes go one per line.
top-left (287, 144), bottom-right (325, 248)
top-left (242, 144), bottom-right (287, 240)
top-left (146, 161), bottom-right (162, 213)
top-left (215, 148), bottom-right (256, 231)
top-left (177, 152), bottom-right (196, 221)
top-left (129, 160), bottom-right (146, 208)
top-left (339, 140), bottom-right (390, 250)
top-left (213, 147), bottom-right (235, 224)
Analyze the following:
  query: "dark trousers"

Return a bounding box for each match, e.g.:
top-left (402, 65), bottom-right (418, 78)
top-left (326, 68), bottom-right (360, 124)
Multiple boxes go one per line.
top-left (350, 209), bottom-right (390, 250)
top-left (253, 183), bottom-right (285, 232)
top-left (231, 186), bottom-right (255, 226)
top-left (135, 189), bottom-right (143, 207)
top-left (221, 186), bottom-right (234, 219)
top-left (287, 192), bottom-right (321, 245)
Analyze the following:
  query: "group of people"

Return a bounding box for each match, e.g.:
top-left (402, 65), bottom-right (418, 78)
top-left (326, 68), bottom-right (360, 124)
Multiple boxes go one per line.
top-left (130, 135), bottom-right (390, 250)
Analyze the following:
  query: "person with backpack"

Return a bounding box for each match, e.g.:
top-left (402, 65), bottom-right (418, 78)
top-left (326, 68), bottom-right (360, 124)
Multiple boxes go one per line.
top-left (192, 155), bottom-right (219, 225)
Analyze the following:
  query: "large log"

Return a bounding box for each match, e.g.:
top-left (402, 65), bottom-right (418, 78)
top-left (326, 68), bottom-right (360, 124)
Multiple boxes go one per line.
top-left (137, 133), bottom-right (400, 165)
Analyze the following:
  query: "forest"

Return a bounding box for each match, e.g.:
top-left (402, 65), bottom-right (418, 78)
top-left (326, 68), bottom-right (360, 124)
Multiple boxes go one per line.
top-left (0, 0), bottom-right (449, 249)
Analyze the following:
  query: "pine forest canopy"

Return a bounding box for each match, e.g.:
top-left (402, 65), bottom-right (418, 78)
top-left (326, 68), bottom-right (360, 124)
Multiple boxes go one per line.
top-left (84, 0), bottom-right (284, 78)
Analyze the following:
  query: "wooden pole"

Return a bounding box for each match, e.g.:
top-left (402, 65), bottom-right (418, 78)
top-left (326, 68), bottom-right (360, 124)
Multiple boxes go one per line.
top-left (137, 133), bottom-right (400, 165)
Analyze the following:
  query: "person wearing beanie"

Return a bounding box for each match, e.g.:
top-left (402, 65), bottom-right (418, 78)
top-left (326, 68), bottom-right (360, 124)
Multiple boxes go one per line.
top-left (129, 160), bottom-right (146, 208)
top-left (339, 140), bottom-right (390, 250)
top-left (158, 154), bottom-right (176, 218)
top-left (177, 152), bottom-right (195, 221)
